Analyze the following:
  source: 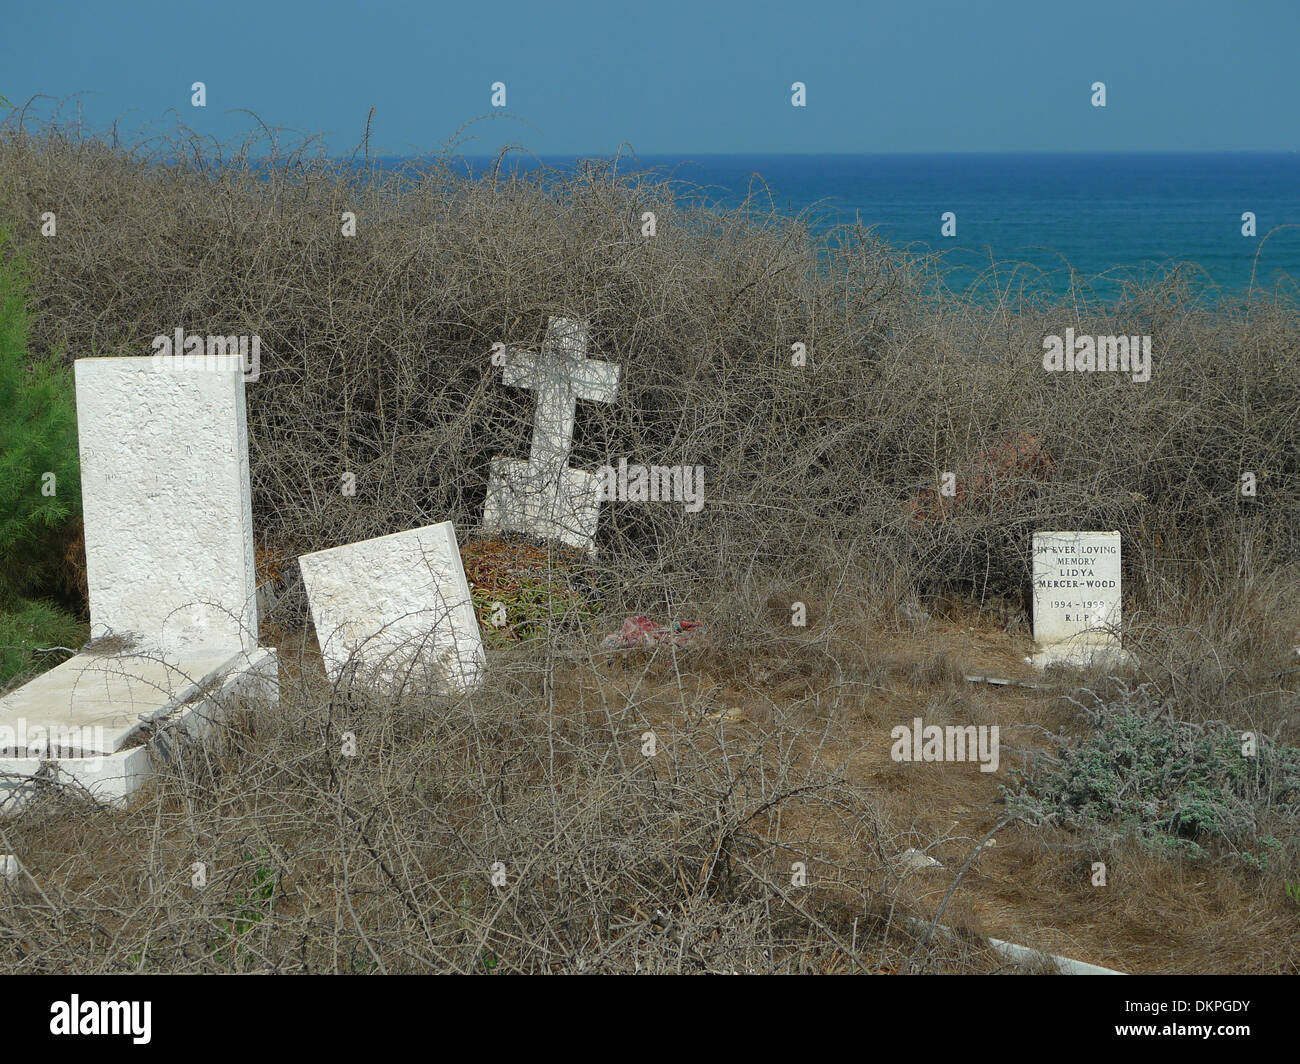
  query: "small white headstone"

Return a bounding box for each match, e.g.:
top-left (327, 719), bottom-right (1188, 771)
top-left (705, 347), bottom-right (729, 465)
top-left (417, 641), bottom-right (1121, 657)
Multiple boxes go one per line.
top-left (483, 318), bottom-right (620, 551)
top-left (76, 358), bottom-right (258, 652)
top-left (298, 522), bottom-right (484, 694)
top-left (1028, 531), bottom-right (1133, 669)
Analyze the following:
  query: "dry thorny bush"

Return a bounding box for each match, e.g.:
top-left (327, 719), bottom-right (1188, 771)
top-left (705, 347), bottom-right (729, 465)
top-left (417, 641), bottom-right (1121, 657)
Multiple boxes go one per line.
top-left (2, 105), bottom-right (1299, 618)
top-left (0, 639), bottom-right (1014, 974)
top-left (1, 104), bottom-right (1299, 972)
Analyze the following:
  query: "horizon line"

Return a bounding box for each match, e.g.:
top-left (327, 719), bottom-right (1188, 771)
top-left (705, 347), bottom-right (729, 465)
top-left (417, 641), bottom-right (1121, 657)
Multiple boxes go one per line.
top-left (367, 148), bottom-right (1300, 159)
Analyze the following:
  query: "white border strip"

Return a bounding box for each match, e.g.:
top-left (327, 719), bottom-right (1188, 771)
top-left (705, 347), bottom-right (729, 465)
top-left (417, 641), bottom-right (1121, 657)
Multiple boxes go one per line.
top-left (908, 917), bottom-right (1125, 974)
top-left (986, 935), bottom-right (1124, 975)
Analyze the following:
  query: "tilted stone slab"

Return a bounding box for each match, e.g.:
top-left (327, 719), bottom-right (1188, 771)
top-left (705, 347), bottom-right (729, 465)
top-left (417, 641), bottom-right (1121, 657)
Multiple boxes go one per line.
top-left (298, 522), bottom-right (485, 694)
top-left (0, 647), bottom-right (247, 756)
top-left (0, 647), bottom-right (277, 811)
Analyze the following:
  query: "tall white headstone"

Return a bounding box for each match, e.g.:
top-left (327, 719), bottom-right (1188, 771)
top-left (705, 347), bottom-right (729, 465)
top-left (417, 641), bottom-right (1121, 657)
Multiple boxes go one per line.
top-left (1028, 531), bottom-right (1134, 669)
top-left (298, 522), bottom-right (485, 694)
top-left (75, 357), bottom-right (258, 651)
top-left (482, 317), bottom-right (620, 551)
top-left (1, 356), bottom-right (276, 811)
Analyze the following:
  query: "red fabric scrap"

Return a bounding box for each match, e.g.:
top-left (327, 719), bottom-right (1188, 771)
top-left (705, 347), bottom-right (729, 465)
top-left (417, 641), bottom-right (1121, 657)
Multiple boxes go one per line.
top-left (601, 616), bottom-right (708, 649)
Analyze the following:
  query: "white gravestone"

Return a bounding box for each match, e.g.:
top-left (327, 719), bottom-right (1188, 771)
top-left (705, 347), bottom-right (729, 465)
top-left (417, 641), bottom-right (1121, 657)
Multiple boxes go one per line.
top-left (0, 357), bottom-right (276, 811)
top-left (298, 522), bottom-right (485, 694)
top-left (482, 318), bottom-right (620, 551)
top-left (76, 357), bottom-right (258, 651)
top-left (1027, 531), bottom-right (1134, 669)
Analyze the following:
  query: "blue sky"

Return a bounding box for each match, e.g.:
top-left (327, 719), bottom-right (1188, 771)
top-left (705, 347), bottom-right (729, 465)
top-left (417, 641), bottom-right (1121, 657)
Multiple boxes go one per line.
top-left (5, 0), bottom-right (1297, 155)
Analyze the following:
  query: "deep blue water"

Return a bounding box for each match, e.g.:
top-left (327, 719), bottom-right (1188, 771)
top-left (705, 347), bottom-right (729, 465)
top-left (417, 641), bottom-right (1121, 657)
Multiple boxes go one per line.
top-left (434, 153), bottom-right (1300, 302)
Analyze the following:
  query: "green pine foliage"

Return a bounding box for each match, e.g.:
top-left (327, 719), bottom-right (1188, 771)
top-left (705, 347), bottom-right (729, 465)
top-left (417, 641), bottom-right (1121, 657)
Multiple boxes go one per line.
top-left (0, 226), bottom-right (86, 686)
top-left (0, 599), bottom-right (86, 689)
top-left (0, 226), bottom-right (81, 608)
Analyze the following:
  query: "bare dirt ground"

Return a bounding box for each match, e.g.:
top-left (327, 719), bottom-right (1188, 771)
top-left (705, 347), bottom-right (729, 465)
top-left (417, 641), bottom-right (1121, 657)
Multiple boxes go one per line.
top-left (529, 609), bottom-right (1298, 975)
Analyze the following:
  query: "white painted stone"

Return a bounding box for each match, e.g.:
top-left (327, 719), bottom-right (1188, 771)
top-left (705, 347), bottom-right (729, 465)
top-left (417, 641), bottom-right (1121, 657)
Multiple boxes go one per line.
top-left (0, 358), bottom-right (277, 813)
top-left (482, 318), bottom-right (620, 551)
top-left (896, 848), bottom-right (944, 873)
top-left (906, 918), bottom-right (1124, 974)
top-left (0, 855), bottom-right (19, 880)
top-left (0, 648), bottom-right (276, 812)
top-left (1027, 531), bottom-right (1135, 670)
top-left (986, 935), bottom-right (1125, 975)
top-left (0, 647), bottom-right (249, 755)
top-left (298, 522), bottom-right (484, 694)
top-left (75, 357), bottom-right (258, 652)
top-left (1030, 531), bottom-right (1123, 646)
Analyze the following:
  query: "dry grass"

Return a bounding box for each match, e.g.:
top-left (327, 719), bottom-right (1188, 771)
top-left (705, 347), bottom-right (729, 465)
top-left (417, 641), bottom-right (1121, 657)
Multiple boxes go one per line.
top-left (0, 635), bottom-right (1022, 975)
top-left (4, 611), bottom-right (1294, 973)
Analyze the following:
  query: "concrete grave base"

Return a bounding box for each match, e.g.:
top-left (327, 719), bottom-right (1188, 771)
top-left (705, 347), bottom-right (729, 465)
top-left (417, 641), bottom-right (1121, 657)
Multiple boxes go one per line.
top-left (0, 646), bottom-right (277, 812)
top-left (1027, 641), bottom-right (1137, 671)
top-left (481, 317), bottom-right (621, 552)
top-left (483, 456), bottom-right (603, 552)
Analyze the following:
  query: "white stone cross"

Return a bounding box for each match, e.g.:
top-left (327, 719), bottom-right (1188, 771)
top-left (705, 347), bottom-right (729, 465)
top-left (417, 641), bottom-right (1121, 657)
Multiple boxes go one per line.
top-left (482, 318), bottom-right (620, 551)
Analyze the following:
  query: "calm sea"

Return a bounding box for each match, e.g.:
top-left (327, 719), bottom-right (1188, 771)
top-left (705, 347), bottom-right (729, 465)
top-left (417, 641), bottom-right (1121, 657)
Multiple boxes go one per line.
top-left (441, 152), bottom-right (1300, 302)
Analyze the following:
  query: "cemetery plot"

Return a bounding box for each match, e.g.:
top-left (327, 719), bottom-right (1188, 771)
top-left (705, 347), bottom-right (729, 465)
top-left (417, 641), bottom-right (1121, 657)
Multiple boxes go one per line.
top-left (0, 358), bottom-right (276, 811)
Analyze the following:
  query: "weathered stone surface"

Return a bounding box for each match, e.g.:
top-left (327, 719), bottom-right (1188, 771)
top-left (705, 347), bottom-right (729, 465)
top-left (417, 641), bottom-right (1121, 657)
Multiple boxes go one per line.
top-left (298, 522), bottom-right (485, 694)
top-left (896, 848), bottom-right (944, 873)
top-left (482, 318), bottom-right (620, 551)
top-left (484, 459), bottom-right (604, 552)
top-left (0, 358), bottom-right (276, 814)
top-left (1028, 531), bottom-right (1134, 669)
top-left (75, 357), bottom-right (257, 652)
top-left (0, 648), bottom-right (276, 811)
top-left (0, 648), bottom-right (257, 756)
